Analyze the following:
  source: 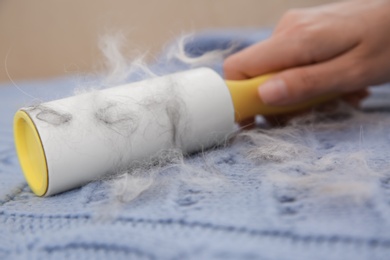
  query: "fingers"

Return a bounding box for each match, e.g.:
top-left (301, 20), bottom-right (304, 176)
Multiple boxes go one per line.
top-left (224, 13), bottom-right (358, 80)
top-left (224, 32), bottom-right (355, 81)
top-left (224, 36), bottom-right (309, 80)
top-left (258, 53), bottom-right (367, 105)
top-left (223, 9), bottom-right (358, 80)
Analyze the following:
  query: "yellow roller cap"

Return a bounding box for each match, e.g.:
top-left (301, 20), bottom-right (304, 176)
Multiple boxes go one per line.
top-left (14, 111), bottom-right (48, 196)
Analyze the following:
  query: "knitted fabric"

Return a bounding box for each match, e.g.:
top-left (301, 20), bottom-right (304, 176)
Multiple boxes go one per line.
top-left (1, 30), bottom-right (390, 260)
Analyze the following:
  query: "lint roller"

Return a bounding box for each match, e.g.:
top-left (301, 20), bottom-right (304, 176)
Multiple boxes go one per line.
top-left (14, 68), bottom-right (336, 196)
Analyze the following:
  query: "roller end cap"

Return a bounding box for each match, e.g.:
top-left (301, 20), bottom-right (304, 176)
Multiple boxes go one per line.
top-left (14, 110), bottom-right (48, 196)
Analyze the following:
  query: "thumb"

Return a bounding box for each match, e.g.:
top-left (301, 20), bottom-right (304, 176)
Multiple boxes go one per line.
top-left (258, 56), bottom-right (363, 105)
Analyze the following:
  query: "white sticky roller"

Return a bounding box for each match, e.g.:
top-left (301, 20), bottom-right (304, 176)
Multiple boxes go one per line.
top-left (14, 68), bottom-right (235, 196)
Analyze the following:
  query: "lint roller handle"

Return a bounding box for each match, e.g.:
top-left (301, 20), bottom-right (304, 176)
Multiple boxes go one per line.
top-left (225, 75), bottom-right (339, 122)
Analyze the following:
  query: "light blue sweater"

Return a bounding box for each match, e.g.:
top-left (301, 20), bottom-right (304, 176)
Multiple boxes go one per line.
top-left (1, 30), bottom-right (390, 260)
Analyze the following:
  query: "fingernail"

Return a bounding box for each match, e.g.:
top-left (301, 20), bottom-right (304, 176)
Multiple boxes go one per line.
top-left (258, 78), bottom-right (289, 105)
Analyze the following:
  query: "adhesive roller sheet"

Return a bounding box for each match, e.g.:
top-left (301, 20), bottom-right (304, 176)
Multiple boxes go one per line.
top-left (14, 67), bottom-right (337, 196)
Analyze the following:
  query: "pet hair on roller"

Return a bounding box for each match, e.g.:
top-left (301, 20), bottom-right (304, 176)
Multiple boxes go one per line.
top-left (14, 68), bottom-right (336, 196)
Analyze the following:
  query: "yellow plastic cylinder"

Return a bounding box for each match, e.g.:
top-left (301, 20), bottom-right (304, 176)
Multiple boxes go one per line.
top-left (14, 110), bottom-right (48, 196)
top-left (225, 75), bottom-right (339, 122)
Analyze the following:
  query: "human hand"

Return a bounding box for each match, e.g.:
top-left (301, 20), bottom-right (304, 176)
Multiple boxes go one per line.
top-left (224, 0), bottom-right (390, 106)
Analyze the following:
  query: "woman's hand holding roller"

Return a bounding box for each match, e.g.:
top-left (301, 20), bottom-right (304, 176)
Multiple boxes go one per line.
top-left (224, 0), bottom-right (390, 107)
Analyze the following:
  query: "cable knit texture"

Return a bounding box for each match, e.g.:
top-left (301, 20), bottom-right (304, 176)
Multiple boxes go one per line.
top-left (1, 30), bottom-right (390, 260)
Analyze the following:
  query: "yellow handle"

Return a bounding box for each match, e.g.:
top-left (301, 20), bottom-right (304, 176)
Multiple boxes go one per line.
top-left (225, 75), bottom-right (339, 122)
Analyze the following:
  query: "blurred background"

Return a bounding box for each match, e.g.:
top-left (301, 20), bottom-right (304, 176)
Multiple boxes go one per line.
top-left (0, 0), bottom-right (337, 83)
